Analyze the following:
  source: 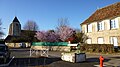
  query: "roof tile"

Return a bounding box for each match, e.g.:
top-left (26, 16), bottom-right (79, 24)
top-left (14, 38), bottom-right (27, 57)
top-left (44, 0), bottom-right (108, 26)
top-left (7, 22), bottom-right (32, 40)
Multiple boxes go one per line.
top-left (81, 2), bottom-right (120, 25)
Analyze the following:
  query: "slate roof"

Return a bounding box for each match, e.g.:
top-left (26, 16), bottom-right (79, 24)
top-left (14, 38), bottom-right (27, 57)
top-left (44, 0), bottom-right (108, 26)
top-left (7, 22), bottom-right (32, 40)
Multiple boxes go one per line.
top-left (81, 2), bottom-right (120, 25)
top-left (4, 35), bottom-right (27, 43)
top-left (12, 16), bottom-right (20, 22)
top-left (5, 30), bottom-right (39, 43)
top-left (20, 30), bottom-right (37, 36)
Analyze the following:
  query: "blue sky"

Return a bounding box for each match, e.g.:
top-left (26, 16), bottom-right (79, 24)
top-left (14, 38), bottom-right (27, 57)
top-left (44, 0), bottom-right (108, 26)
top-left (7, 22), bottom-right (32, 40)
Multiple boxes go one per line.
top-left (0, 0), bottom-right (120, 38)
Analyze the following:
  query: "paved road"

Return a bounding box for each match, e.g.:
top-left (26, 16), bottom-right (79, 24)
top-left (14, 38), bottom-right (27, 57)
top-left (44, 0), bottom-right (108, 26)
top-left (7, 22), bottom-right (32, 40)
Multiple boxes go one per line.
top-left (3, 48), bottom-right (120, 67)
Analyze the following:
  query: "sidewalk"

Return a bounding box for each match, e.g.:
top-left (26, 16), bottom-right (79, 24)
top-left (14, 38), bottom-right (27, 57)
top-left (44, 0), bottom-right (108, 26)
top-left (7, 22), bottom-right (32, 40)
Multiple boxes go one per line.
top-left (48, 51), bottom-right (120, 67)
top-left (104, 59), bottom-right (120, 66)
top-left (85, 53), bottom-right (120, 67)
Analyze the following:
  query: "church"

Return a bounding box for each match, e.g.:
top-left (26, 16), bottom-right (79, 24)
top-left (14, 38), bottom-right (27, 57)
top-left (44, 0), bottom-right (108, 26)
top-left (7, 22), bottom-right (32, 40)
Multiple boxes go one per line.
top-left (5, 17), bottom-right (38, 48)
top-left (9, 16), bottom-right (21, 36)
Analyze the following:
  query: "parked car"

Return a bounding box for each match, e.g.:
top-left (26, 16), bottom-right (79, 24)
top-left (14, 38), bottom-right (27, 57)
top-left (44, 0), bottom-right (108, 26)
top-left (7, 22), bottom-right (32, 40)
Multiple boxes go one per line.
top-left (0, 44), bottom-right (10, 63)
top-left (19, 42), bottom-right (26, 48)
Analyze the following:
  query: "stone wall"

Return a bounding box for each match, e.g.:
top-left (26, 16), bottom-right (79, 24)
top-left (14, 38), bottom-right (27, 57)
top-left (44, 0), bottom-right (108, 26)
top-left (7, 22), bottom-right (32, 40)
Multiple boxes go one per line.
top-left (31, 46), bottom-right (71, 51)
top-left (5, 42), bottom-right (31, 48)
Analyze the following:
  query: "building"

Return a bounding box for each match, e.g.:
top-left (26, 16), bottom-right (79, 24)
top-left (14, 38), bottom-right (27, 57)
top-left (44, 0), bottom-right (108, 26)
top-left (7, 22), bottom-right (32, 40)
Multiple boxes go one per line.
top-left (5, 17), bottom-right (38, 48)
top-left (9, 16), bottom-right (21, 36)
top-left (81, 2), bottom-right (120, 48)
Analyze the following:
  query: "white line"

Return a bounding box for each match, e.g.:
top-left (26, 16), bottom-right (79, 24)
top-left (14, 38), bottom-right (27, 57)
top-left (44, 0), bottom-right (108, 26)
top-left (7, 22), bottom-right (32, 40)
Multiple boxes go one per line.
top-left (8, 56), bottom-right (15, 65)
top-left (94, 64), bottom-right (107, 67)
top-left (94, 65), bottom-right (99, 67)
top-left (0, 56), bottom-right (15, 67)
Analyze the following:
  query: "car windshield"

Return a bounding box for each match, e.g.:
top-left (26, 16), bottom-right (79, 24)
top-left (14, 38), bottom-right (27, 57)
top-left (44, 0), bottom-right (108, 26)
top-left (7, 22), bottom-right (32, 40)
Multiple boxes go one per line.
top-left (0, 46), bottom-right (5, 52)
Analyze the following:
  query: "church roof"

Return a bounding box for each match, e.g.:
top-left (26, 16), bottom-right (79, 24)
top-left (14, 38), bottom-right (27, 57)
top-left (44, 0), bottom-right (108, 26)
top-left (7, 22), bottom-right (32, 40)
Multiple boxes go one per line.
top-left (13, 16), bottom-right (20, 22)
top-left (81, 2), bottom-right (120, 25)
top-left (5, 30), bottom-right (39, 43)
top-left (4, 35), bottom-right (29, 43)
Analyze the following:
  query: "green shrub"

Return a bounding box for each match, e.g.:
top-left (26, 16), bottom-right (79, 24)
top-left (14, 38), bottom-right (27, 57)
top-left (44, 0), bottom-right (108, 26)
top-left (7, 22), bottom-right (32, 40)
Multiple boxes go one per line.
top-left (80, 44), bottom-right (114, 53)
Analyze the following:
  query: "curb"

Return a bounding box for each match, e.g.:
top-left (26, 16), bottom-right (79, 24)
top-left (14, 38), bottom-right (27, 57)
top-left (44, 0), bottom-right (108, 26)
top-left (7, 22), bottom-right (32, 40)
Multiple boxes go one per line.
top-left (0, 56), bottom-right (15, 67)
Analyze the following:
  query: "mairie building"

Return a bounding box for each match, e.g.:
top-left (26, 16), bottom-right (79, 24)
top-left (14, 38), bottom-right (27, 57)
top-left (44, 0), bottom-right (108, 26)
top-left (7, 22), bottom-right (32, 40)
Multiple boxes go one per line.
top-left (81, 2), bottom-right (120, 48)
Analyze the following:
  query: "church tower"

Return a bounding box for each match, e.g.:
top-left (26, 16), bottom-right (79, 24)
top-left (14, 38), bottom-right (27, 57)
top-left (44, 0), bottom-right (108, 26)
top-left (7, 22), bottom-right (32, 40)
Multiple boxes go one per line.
top-left (9, 16), bottom-right (21, 36)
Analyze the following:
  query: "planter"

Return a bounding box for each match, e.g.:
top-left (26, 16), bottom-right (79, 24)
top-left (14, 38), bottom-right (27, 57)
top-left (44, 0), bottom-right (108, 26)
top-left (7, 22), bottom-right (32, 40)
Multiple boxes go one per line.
top-left (61, 52), bottom-right (86, 63)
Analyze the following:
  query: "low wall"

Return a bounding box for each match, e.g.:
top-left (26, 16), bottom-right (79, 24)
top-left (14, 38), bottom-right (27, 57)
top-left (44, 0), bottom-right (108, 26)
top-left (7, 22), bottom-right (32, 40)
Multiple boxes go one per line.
top-left (31, 42), bottom-right (79, 51)
top-left (31, 46), bottom-right (71, 51)
top-left (5, 43), bottom-right (20, 48)
top-left (5, 42), bottom-right (31, 48)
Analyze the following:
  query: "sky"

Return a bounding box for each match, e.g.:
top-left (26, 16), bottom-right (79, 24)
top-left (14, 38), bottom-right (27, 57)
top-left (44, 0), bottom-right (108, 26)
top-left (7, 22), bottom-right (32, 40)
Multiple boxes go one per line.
top-left (0, 0), bottom-right (120, 38)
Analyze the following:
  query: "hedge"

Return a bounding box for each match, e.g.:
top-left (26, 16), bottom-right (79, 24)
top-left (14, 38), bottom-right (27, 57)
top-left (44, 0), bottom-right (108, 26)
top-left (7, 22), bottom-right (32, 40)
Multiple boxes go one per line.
top-left (80, 44), bottom-right (114, 53)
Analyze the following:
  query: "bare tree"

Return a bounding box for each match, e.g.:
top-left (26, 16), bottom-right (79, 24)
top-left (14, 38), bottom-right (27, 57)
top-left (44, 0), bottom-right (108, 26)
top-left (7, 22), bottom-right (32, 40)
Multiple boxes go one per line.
top-left (73, 31), bottom-right (88, 44)
top-left (57, 18), bottom-right (69, 27)
top-left (0, 19), bottom-right (4, 38)
top-left (23, 20), bottom-right (39, 31)
top-left (56, 18), bottom-right (74, 41)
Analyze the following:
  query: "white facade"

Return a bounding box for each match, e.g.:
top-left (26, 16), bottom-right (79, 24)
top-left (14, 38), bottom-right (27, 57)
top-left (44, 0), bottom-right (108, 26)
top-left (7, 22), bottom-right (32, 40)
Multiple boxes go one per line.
top-left (81, 17), bottom-right (120, 47)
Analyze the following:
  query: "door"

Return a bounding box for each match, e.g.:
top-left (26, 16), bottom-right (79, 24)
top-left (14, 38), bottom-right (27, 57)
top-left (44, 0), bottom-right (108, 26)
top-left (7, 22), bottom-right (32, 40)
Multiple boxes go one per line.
top-left (98, 38), bottom-right (104, 44)
top-left (110, 37), bottom-right (118, 48)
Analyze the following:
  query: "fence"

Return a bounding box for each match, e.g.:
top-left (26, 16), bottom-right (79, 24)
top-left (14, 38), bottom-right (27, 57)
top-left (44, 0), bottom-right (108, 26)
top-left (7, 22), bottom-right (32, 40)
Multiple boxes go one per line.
top-left (30, 48), bottom-right (49, 57)
top-left (30, 42), bottom-right (78, 56)
top-left (32, 42), bottom-right (68, 46)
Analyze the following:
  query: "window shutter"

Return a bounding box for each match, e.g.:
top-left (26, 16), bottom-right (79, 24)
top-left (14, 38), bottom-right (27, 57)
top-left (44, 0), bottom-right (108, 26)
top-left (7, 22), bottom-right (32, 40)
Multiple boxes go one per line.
top-left (113, 37), bottom-right (118, 47)
top-left (111, 37), bottom-right (118, 48)
top-left (90, 24), bottom-right (92, 32)
top-left (107, 20), bottom-right (110, 30)
top-left (84, 25), bottom-right (87, 33)
top-left (87, 24), bottom-right (89, 32)
top-left (110, 37), bottom-right (113, 44)
top-left (115, 18), bottom-right (119, 28)
top-left (102, 21), bottom-right (104, 30)
top-left (95, 23), bottom-right (98, 32)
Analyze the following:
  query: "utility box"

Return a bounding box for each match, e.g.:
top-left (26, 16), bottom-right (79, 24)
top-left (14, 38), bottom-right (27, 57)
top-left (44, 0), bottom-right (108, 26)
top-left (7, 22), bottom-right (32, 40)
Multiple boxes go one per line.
top-left (61, 53), bottom-right (86, 63)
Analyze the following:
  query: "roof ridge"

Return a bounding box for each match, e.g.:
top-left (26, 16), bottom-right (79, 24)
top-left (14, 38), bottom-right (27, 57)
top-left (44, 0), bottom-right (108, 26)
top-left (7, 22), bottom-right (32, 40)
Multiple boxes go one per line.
top-left (98, 2), bottom-right (120, 10)
top-left (81, 2), bottom-right (120, 25)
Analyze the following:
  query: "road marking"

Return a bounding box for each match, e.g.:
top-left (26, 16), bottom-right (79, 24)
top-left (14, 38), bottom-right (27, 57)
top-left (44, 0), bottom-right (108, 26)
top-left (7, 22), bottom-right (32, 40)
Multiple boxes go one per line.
top-left (94, 64), bottom-right (107, 67)
top-left (0, 56), bottom-right (15, 67)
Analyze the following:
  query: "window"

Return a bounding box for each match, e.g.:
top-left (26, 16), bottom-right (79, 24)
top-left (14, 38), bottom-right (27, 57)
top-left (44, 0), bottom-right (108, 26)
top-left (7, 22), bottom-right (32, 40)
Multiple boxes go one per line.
top-left (98, 21), bottom-right (104, 31)
top-left (110, 18), bottom-right (118, 29)
top-left (98, 38), bottom-right (104, 44)
top-left (16, 24), bottom-right (18, 26)
top-left (110, 37), bottom-right (118, 48)
top-left (87, 39), bottom-right (92, 44)
top-left (87, 24), bottom-right (92, 32)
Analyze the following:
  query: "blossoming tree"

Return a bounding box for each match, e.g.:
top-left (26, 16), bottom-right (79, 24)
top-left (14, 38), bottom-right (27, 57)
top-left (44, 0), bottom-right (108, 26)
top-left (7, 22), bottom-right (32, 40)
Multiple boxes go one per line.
top-left (56, 25), bottom-right (74, 41)
top-left (35, 30), bottom-right (60, 42)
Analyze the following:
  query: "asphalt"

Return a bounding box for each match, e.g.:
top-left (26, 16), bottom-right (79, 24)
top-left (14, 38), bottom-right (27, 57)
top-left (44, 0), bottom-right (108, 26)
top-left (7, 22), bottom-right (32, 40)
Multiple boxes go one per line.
top-left (48, 52), bottom-right (120, 67)
top-left (1, 48), bottom-right (120, 67)
top-left (86, 53), bottom-right (120, 67)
